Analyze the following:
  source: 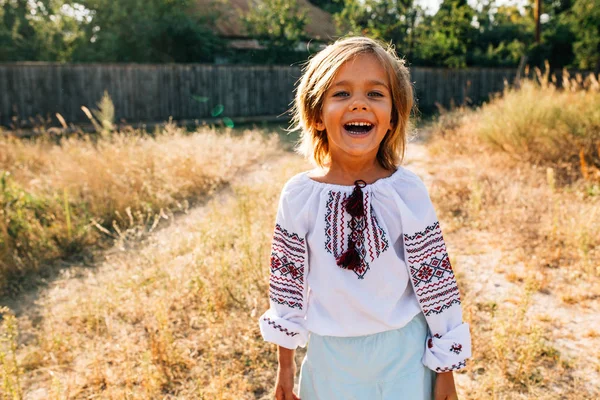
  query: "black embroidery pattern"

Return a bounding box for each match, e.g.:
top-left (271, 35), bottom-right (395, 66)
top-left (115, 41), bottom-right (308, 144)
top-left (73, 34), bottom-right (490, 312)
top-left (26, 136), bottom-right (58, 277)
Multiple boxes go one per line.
top-left (404, 222), bottom-right (461, 316)
top-left (262, 317), bottom-right (299, 337)
top-left (324, 190), bottom-right (389, 279)
top-left (269, 223), bottom-right (306, 310)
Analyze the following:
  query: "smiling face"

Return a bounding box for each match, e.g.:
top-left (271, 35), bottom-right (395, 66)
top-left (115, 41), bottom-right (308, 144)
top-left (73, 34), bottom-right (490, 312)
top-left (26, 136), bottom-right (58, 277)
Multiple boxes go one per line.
top-left (314, 53), bottom-right (393, 165)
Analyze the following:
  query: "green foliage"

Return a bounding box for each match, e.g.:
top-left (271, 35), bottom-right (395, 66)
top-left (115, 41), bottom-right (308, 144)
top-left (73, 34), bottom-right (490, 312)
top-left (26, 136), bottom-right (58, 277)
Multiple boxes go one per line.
top-left (334, 0), bottom-right (424, 59)
top-left (469, 4), bottom-right (533, 67)
top-left (73, 0), bottom-right (223, 62)
top-left (0, 0), bottom-right (40, 61)
top-left (0, 0), bottom-right (87, 61)
top-left (330, 0), bottom-right (599, 70)
top-left (565, 0), bottom-right (600, 70)
top-left (308, 0), bottom-right (343, 14)
top-left (413, 0), bottom-right (476, 67)
top-left (0, 171), bottom-right (59, 293)
top-left (242, 0), bottom-right (308, 63)
top-left (0, 0), bottom-right (223, 62)
top-left (528, 15), bottom-right (576, 69)
top-left (0, 0), bottom-right (598, 72)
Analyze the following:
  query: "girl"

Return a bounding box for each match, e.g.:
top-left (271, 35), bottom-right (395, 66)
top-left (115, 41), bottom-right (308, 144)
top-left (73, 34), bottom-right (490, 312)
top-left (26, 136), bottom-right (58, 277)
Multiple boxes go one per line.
top-left (258, 36), bottom-right (471, 400)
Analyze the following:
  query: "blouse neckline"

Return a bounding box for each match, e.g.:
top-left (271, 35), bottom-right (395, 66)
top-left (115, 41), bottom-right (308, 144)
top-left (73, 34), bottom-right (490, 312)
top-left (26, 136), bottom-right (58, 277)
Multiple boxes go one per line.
top-left (301, 167), bottom-right (404, 191)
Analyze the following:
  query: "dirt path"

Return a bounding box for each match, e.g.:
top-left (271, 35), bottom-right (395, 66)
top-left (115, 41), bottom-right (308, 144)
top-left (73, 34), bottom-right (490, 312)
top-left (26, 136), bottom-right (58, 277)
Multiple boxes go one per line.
top-left (406, 138), bottom-right (600, 397)
top-left (6, 152), bottom-right (295, 399)
top-left (5, 139), bottom-right (599, 398)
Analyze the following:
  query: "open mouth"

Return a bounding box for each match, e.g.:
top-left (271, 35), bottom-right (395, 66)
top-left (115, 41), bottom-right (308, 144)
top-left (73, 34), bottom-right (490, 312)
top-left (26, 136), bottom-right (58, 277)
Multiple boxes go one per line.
top-left (344, 122), bottom-right (374, 135)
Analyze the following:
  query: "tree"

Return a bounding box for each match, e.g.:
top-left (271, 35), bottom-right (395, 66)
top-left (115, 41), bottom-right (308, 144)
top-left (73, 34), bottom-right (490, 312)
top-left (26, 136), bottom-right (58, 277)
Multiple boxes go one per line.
top-left (469, 2), bottom-right (534, 67)
top-left (565, 0), bottom-right (600, 70)
top-left (413, 0), bottom-right (476, 67)
top-left (29, 1), bottom-right (88, 62)
top-left (0, 0), bottom-right (38, 60)
top-left (0, 0), bottom-right (85, 61)
top-left (242, 0), bottom-right (308, 62)
top-left (334, 0), bottom-right (425, 60)
top-left (308, 0), bottom-right (343, 14)
top-left (73, 0), bottom-right (223, 62)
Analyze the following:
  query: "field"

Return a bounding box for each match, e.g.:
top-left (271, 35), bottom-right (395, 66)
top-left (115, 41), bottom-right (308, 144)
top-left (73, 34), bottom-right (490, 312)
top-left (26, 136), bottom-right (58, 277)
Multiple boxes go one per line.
top-left (1, 73), bottom-right (599, 399)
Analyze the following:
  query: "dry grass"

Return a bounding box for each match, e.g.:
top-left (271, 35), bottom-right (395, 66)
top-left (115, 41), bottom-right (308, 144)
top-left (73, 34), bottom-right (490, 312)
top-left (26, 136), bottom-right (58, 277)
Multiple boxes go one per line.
top-left (424, 74), bottom-right (600, 398)
top-left (470, 67), bottom-right (600, 172)
top-left (3, 72), bottom-right (600, 398)
top-left (0, 123), bottom-right (279, 295)
top-left (428, 118), bottom-right (599, 278)
top-left (0, 155), bottom-right (309, 399)
top-left (1, 133), bottom-right (598, 398)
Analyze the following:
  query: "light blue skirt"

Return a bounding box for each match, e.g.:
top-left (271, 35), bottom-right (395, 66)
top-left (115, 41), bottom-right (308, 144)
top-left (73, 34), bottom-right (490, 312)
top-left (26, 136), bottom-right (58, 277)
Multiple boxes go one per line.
top-left (298, 312), bottom-right (436, 400)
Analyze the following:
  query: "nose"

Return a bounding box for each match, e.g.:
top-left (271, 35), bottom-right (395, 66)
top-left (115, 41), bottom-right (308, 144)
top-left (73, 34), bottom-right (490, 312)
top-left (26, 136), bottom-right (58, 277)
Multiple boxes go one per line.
top-left (349, 97), bottom-right (368, 111)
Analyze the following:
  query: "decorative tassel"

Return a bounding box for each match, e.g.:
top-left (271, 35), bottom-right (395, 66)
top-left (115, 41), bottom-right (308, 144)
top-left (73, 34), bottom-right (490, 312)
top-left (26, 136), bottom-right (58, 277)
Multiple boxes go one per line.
top-left (336, 241), bottom-right (361, 270)
top-left (345, 180), bottom-right (367, 217)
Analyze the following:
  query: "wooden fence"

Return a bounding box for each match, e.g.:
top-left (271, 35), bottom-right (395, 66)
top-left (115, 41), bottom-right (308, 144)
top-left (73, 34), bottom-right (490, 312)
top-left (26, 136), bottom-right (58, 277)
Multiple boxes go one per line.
top-left (0, 63), bottom-right (517, 127)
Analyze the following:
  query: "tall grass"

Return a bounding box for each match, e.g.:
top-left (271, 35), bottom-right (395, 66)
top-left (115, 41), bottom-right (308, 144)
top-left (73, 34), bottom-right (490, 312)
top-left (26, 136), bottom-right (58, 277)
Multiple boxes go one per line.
top-left (429, 71), bottom-right (600, 275)
top-left (453, 68), bottom-right (600, 175)
top-left (0, 123), bottom-right (279, 295)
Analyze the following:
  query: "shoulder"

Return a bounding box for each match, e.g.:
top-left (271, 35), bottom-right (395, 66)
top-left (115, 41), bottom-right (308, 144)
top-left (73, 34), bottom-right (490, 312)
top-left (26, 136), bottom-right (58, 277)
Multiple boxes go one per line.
top-left (280, 171), bottom-right (313, 197)
top-left (276, 171), bottom-right (318, 232)
top-left (385, 165), bottom-right (430, 197)
top-left (278, 171), bottom-right (317, 211)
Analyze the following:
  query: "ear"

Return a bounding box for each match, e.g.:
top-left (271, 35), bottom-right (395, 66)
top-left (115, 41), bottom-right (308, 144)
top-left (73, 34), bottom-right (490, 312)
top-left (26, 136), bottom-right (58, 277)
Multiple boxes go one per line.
top-left (314, 116), bottom-right (325, 131)
top-left (387, 119), bottom-right (395, 132)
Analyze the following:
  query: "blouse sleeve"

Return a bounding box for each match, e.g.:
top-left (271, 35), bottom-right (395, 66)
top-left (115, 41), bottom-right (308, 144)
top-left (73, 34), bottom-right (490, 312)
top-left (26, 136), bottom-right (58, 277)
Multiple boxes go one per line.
top-left (392, 169), bottom-right (472, 372)
top-left (258, 180), bottom-right (310, 350)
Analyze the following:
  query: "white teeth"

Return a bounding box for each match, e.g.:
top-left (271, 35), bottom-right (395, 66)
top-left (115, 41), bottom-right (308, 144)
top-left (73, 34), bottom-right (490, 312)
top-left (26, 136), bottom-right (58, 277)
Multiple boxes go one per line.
top-left (346, 122), bottom-right (373, 127)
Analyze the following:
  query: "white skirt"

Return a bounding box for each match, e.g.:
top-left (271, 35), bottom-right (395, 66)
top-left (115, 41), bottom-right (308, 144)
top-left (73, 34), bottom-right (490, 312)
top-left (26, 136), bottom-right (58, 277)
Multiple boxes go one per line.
top-left (299, 312), bottom-right (436, 400)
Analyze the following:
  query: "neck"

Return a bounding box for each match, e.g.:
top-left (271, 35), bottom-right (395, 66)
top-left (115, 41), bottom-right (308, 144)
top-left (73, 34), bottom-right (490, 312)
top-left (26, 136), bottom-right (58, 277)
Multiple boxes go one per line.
top-left (324, 151), bottom-right (386, 185)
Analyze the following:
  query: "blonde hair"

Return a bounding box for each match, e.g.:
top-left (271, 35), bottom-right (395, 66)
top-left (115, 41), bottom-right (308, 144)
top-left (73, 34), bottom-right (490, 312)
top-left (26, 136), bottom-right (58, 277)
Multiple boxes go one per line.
top-left (291, 36), bottom-right (414, 171)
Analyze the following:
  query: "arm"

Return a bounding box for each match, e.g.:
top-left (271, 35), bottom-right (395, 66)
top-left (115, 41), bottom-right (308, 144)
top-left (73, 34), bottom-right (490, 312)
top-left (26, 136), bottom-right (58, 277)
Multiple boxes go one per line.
top-left (278, 345), bottom-right (296, 368)
top-left (414, 219), bottom-right (471, 374)
top-left (275, 346), bottom-right (299, 400)
top-left (395, 171), bottom-right (472, 374)
top-left (434, 371), bottom-right (458, 400)
top-left (258, 217), bottom-right (310, 349)
top-left (258, 183), bottom-right (310, 399)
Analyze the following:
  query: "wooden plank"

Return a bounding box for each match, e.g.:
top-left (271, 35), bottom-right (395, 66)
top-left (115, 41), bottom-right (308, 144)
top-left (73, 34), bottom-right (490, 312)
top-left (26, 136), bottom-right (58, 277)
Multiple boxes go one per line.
top-left (155, 65), bottom-right (161, 121)
top-left (172, 65), bottom-right (179, 120)
top-left (196, 65), bottom-right (204, 118)
top-left (184, 65), bottom-right (191, 119)
top-left (250, 67), bottom-right (256, 116)
top-left (0, 67), bottom-right (7, 125)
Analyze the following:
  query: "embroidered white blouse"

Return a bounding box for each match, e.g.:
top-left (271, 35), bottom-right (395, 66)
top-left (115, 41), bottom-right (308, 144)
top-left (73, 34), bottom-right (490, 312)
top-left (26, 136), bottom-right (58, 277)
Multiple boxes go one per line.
top-left (258, 166), bottom-right (472, 373)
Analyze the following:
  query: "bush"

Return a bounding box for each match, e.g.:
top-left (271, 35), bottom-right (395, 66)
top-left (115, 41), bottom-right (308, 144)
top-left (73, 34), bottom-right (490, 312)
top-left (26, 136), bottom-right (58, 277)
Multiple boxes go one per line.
top-left (468, 68), bottom-right (600, 172)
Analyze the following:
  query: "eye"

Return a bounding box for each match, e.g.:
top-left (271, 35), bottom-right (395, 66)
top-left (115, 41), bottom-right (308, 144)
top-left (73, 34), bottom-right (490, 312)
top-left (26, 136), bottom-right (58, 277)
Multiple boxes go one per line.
top-left (333, 91), bottom-right (349, 97)
top-left (369, 91), bottom-right (384, 97)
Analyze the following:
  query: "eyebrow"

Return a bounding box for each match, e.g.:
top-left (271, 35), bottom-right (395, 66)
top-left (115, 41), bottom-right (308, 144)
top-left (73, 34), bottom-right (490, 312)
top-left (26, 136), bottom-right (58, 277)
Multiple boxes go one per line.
top-left (332, 80), bottom-right (389, 89)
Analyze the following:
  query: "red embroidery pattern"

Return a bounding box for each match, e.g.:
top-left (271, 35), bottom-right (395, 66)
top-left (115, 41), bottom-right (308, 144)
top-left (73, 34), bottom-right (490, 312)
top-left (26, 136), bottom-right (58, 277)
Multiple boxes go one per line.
top-left (262, 317), bottom-right (299, 337)
top-left (269, 224), bottom-right (306, 310)
top-left (427, 333), bottom-right (442, 349)
top-left (435, 360), bottom-right (467, 373)
top-left (324, 190), bottom-right (389, 279)
top-left (450, 343), bottom-right (463, 354)
top-left (404, 222), bottom-right (461, 316)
